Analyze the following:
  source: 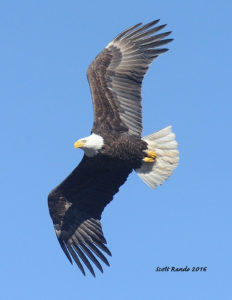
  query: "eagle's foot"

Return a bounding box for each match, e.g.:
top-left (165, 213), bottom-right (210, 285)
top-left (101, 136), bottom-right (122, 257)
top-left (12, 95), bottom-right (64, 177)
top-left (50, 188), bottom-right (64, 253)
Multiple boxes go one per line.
top-left (143, 157), bottom-right (155, 163)
top-left (143, 150), bottom-right (157, 163)
top-left (147, 150), bottom-right (157, 159)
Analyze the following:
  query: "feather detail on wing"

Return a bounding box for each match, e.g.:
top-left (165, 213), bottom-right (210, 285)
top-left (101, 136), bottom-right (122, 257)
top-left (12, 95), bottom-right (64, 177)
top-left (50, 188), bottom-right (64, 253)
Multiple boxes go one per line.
top-left (87, 20), bottom-right (173, 136)
top-left (48, 155), bottom-right (132, 276)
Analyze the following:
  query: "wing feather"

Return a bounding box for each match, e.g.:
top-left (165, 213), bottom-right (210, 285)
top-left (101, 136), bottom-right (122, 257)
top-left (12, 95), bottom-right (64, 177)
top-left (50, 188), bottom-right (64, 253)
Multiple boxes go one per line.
top-left (87, 20), bottom-right (173, 136)
top-left (78, 242), bottom-right (104, 273)
top-left (48, 155), bottom-right (132, 276)
top-left (72, 243), bottom-right (96, 277)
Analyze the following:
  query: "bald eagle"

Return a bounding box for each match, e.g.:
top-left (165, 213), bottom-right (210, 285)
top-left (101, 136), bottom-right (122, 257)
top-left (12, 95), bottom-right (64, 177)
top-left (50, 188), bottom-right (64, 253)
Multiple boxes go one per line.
top-left (48, 20), bottom-right (179, 277)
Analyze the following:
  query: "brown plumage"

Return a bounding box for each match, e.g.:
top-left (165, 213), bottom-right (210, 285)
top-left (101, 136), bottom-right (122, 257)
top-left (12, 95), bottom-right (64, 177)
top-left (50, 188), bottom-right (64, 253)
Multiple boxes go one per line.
top-left (48, 19), bottom-right (176, 277)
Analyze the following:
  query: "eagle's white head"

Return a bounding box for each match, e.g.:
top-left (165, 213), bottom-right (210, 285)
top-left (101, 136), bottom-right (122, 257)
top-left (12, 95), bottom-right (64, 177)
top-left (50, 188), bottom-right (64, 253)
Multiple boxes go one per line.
top-left (74, 133), bottom-right (104, 157)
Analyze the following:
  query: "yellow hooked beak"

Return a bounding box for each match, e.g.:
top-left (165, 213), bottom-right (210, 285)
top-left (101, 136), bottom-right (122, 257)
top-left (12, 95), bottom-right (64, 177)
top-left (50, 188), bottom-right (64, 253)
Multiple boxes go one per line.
top-left (73, 140), bottom-right (85, 149)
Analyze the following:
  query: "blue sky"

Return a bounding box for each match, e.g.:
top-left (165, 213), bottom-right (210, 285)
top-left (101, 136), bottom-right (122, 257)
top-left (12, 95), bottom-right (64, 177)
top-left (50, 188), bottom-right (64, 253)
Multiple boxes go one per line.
top-left (1, 1), bottom-right (231, 299)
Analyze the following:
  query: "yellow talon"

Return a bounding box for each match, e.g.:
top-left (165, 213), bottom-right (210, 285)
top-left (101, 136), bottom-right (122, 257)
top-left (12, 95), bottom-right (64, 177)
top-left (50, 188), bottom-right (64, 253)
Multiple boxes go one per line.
top-left (147, 150), bottom-right (157, 159)
top-left (143, 157), bottom-right (155, 163)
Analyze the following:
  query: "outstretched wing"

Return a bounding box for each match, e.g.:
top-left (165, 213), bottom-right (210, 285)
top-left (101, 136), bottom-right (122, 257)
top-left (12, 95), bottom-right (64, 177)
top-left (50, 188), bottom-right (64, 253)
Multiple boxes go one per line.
top-left (48, 155), bottom-right (132, 277)
top-left (87, 20), bottom-right (173, 136)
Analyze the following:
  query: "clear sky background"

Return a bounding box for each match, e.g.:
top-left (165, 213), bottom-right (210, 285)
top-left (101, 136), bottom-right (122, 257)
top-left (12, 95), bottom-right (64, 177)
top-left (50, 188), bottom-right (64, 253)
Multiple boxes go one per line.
top-left (1, 1), bottom-right (231, 299)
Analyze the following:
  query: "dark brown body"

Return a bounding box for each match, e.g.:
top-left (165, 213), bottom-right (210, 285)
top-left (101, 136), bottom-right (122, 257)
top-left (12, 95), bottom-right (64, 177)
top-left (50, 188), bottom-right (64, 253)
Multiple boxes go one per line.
top-left (96, 129), bottom-right (148, 169)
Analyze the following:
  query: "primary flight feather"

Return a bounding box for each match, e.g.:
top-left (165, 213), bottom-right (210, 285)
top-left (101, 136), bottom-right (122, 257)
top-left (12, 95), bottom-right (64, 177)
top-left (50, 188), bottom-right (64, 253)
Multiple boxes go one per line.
top-left (48, 19), bottom-right (179, 277)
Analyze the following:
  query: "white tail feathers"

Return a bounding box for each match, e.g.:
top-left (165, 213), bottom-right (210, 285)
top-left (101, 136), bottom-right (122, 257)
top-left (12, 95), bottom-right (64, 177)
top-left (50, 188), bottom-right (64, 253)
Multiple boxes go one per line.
top-left (135, 126), bottom-right (179, 189)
